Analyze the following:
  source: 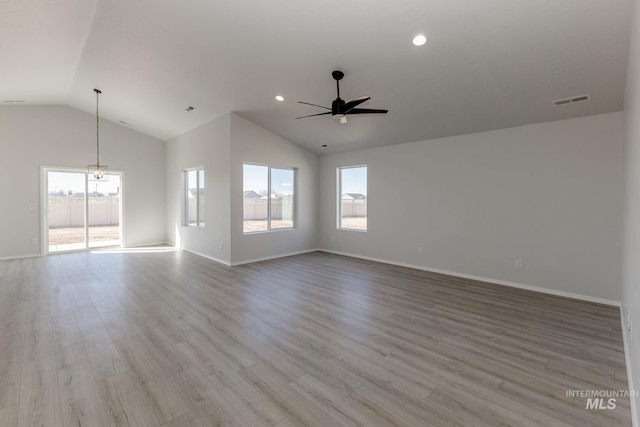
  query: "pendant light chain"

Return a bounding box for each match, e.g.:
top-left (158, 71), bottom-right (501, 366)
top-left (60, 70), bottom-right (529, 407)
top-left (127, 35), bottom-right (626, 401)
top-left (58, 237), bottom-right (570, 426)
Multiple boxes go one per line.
top-left (95, 88), bottom-right (101, 168)
top-left (88, 88), bottom-right (107, 180)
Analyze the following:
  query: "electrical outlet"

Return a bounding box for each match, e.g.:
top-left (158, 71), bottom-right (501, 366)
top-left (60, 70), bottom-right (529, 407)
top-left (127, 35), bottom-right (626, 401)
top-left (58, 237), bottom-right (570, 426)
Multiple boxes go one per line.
top-left (515, 259), bottom-right (523, 269)
top-left (31, 238), bottom-right (37, 245)
top-left (417, 247), bottom-right (423, 255)
top-left (219, 242), bottom-right (223, 250)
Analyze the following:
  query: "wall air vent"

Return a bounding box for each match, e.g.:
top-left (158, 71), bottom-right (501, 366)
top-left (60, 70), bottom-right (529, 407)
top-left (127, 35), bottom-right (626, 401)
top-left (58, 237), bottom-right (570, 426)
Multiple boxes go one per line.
top-left (185, 106), bottom-right (195, 112)
top-left (553, 93), bottom-right (591, 107)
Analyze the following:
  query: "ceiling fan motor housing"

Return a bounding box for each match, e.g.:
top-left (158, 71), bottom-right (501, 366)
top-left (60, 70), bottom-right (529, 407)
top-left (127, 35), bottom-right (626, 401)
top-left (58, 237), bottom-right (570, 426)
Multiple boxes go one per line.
top-left (332, 98), bottom-right (346, 118)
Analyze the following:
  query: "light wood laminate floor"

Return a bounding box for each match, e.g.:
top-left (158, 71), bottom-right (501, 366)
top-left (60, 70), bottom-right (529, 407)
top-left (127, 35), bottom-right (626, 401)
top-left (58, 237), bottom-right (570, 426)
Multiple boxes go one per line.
top-left (0, 250), bottom-right (631, 426)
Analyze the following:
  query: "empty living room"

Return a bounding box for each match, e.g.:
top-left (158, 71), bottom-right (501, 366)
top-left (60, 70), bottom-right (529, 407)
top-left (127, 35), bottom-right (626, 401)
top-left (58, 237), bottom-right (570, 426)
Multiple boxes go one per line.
top-left (2, 0), bottom-right (640, 426)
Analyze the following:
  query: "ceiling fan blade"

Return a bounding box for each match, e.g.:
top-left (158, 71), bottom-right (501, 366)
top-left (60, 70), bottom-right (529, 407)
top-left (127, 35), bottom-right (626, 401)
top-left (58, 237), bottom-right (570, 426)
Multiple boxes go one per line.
top-left (347, 108), bottom-right (389, 115)
top-left (343, 96), bottom-right (371, 113)
top-left (296, 112), bottom-right (332, 119)
top-left (298, 101), bottom-right (331, 110)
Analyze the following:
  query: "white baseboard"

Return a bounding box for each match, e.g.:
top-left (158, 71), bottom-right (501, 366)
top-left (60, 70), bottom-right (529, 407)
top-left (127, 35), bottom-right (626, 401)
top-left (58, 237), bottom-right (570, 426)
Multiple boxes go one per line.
top-left (620, 306), bottom-right (639, 427)
top-left (319, 249), bottom-right (620, 307)
top-left (181, 248), bottom-right (231, 266)
top-left (230, 248), bottom-right (322, 266)
top-left (125, 241), bottom-right (170, 248)
top-left (0, 253), bottom-right (42, 261)
top-left (181, 247), bottom-right (321, 266)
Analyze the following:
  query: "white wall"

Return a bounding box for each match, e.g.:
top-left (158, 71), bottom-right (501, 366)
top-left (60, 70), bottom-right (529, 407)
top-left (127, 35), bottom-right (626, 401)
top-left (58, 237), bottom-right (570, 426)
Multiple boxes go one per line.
top-left (230, 114), bottom-right (319, 264)
top-left (0, 106), bottom-right (166, 259)
top-left (165, 113), bottom-right (319, 265)
top-left (165, 113), bottom-right (231, 264)
top-left (622, 0), bottom-right (640, 423)
top-left (320, 112), bottom-right (624, 303)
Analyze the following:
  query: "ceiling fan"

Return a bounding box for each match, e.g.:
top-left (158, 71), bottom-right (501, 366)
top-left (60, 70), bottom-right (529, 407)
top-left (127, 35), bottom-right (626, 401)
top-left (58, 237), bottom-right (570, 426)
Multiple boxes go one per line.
top-left (297, 70), bottom-right (388, 124)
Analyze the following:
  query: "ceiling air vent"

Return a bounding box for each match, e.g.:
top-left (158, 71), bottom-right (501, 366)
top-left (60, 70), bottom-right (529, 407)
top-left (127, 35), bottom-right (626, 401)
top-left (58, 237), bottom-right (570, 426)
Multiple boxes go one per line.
top-left (553, 93), bottom-right (591, 107)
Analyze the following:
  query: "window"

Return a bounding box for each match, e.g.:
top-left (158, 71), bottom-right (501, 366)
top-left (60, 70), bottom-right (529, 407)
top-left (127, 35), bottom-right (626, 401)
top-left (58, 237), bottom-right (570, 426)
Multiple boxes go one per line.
top-left (185, 168), bottom-right (204, 227)
top-left (338, 165), bottom-right (367, 231)
top-left (243, 163), bottom-right (295, 233)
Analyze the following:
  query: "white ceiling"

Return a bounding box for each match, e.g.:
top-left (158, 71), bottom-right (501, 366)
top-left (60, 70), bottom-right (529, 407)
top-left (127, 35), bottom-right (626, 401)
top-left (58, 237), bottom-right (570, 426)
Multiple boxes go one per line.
top-left (0, 0), bottom-right (633, 154)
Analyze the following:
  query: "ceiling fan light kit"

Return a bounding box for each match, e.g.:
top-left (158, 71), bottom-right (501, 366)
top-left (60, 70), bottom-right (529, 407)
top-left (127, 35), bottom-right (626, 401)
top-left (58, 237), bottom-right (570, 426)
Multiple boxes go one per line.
top-left (297, 70), bottom-right (388, 123)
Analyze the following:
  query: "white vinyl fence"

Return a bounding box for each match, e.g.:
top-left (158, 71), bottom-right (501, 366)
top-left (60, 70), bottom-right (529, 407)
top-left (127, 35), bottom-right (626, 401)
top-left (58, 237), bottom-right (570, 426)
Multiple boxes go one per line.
top-left (341, 199), bottom-right (367, 217)
top-left (48, 196), bottom-right (119, 227)
top-left (187, 197), bottom-right (206, 223)
top-left (243, 196), bottom-right (294, 220)
top-left (242, 197), bottom-right (365, 220)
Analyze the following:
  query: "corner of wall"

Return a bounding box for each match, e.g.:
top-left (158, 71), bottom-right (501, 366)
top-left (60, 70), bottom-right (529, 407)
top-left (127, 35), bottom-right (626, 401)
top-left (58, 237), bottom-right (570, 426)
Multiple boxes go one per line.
top-left (164, 113), bottom-right (233, 265)
top-left (228, 113), bottom-right (320, 264)
top-left (621, 0), bottom-right (640, 423)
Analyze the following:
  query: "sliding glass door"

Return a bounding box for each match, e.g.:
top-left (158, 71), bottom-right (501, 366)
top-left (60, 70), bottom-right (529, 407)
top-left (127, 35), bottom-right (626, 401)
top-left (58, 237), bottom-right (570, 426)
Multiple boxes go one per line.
top-left (88, 175), bottom-right (121, 248)
top-left (47, 171), bottom-right (87, 252)
top-left (44, 168), bottom-right (122, 253)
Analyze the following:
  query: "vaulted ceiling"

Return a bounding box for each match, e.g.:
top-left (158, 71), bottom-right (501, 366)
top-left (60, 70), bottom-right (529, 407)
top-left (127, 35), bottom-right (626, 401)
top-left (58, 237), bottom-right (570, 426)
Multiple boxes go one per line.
top-left (0, 0), bottom-right (633, 153)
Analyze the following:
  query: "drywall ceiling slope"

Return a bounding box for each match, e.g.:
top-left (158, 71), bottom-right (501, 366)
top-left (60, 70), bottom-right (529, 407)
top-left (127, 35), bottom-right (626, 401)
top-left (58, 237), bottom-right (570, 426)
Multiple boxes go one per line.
top-left (0, 0), bottom-right (98, 104)
top-left (1, 0), bottom-right (633, 154)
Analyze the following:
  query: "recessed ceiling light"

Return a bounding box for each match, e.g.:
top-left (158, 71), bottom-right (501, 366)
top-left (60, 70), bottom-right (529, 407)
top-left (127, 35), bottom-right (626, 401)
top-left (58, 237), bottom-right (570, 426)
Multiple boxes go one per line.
top-left (412, 34), bottom-right (427, 46)
top-left (275, 95), bottom-right (285, 102)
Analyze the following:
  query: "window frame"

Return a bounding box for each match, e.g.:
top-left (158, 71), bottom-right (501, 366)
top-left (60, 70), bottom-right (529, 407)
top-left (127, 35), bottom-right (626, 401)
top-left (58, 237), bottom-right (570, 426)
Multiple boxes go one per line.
top-left (184, 167), bottom-right (205, 228)
top-left (243, 162), bottom-right (296, 234)
top-left (337, 165), bottom-right (367, 232)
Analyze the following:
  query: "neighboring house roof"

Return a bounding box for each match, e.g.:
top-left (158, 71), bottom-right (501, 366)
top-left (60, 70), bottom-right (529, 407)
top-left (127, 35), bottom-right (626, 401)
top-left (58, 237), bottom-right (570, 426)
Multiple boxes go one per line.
top-left (243, 190), bottom-right (262, 199)
top-left (343, 193), bottom-right (367, 200)
top-left (188, 188), bottom-right (205, 198)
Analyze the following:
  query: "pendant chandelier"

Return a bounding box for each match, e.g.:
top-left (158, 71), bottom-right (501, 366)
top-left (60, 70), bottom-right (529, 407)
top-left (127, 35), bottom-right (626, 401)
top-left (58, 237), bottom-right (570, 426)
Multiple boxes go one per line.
top-left (88, 88), bottom-right (108, 180)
